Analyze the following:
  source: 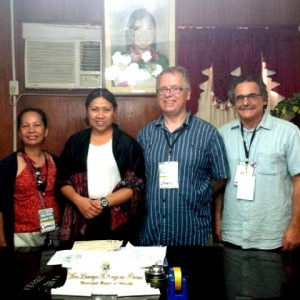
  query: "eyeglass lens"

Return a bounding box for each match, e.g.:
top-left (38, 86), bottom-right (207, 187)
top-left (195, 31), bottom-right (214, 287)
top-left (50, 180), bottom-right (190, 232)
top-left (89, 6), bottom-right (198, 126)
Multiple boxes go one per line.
top-left (235, 93), bottom-right (261, 102)
top-left (158, 87), bottom-right (183, 94)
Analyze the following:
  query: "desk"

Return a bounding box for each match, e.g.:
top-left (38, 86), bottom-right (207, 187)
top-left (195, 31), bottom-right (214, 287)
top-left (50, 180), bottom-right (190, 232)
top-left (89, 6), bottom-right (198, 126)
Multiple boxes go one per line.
top-left (0, 245), bottom-right (299, 299)
top-left (0, 248), bottom-right (63, 299)
top-left (166, 246), bottom-right (300, 299)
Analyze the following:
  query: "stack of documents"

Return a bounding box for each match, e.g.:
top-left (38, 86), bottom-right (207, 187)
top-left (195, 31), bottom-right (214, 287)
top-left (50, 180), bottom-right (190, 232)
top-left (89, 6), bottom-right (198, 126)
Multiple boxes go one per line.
top-left (72, 240), bottom-right (123, 251)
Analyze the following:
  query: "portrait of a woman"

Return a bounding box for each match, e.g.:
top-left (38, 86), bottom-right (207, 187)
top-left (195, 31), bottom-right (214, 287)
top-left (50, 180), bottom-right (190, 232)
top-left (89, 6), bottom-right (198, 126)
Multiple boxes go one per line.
top-left (104, 1), bottom-right (175, 93)
top-left (106, 8), bottom-right (169, 88)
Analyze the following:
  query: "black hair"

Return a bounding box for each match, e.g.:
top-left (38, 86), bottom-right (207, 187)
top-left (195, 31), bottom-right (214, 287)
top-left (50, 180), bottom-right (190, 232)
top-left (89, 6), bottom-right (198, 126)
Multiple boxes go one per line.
top-left (17, 107), bottom-right (48, 130)
top-left (85, 88), bottom-right (117, 126)
top-left (126, 8), bottom-right (157, 51)
top-left (85, 88), bottom-right (117, 109)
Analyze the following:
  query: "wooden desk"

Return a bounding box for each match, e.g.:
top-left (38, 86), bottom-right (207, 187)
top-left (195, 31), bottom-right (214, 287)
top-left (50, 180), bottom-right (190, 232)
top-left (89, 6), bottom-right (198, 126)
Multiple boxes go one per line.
top-left (0, 245), bottom-right (299, 299)
top-left (0, 248), bottom-right (63, 299)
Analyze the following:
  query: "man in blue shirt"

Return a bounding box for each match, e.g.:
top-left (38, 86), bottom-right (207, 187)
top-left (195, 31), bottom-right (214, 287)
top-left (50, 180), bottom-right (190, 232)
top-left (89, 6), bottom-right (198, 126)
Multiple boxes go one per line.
top-left (137, 66), bottom-right (229, 246)
top-left (215, 75), bottom-right (300, 251)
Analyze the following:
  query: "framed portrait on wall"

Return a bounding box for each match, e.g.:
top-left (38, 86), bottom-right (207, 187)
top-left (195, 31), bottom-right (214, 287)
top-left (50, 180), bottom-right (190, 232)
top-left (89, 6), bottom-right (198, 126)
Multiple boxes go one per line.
top-left (104, 0), bottom-right (175, 95)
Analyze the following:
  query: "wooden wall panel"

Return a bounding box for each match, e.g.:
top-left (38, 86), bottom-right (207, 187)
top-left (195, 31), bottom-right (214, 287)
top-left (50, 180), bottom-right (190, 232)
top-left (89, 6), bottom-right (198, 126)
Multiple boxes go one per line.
top-left (16, 95), bottom-right (161, 156)
top-left (0, 0), bottom-right (299, 159)
top-left (16, 95), bottom-right (87, 156)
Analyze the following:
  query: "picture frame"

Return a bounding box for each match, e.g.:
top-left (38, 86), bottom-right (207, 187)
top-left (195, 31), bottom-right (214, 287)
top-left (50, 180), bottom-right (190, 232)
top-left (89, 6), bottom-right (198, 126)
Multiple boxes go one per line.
top-left (104, 0), bottom-right (175, 95)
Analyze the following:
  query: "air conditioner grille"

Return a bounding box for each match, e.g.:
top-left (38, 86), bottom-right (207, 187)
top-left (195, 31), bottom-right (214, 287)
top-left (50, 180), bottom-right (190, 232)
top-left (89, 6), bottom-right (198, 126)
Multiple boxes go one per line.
top-left (26, 41), bottom-right (76, 84)
top-left (81, 41), bottom-right (101, 71)
top-left (23, 22), bottom-right (102, 89)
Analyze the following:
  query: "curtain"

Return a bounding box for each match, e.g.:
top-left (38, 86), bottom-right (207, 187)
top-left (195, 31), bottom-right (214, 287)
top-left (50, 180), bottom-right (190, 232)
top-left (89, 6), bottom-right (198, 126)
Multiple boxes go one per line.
top-left (176, 26), bottom-right (213, 114)
top-left (197, 67), bottom-right (237, 128)
top-left (177, 26), bottom-right (300, 115)
top-left (263, 26), bottom-right (300, 98)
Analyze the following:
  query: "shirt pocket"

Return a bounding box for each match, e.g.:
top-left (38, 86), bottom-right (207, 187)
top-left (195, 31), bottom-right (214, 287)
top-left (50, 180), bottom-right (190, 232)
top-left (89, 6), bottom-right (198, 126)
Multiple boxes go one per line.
top-left (256, 153), bottom-right (285, 176)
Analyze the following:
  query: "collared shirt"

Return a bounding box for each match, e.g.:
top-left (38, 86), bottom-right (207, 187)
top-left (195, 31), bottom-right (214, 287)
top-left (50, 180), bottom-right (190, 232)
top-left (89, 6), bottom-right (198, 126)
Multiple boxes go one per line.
top-left (218, 112), bottom-right (300, 249)
top-left (138, 111), bottom-right (229, 246)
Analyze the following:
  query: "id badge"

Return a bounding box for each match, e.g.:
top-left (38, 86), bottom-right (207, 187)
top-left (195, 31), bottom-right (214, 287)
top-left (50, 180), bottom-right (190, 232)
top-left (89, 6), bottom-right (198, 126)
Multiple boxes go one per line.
top-left (234, 162), bottom-right (254, 185)
top-left (159, 161), bottom-right (179, 189)
top-left (236, 174), bottom-right (256, 201)
top-left (39, 208), bottom-right (56, 233)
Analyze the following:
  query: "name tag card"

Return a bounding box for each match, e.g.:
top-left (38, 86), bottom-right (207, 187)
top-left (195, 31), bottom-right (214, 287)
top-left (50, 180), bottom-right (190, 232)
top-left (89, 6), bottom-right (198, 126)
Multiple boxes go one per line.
top-left (236, 174), bottom-right (255, 201)
top-left (39, 208), bottom-right (55, 233)
top-left (234, 162), bottom-right (254, 185)
top-left (159, 161), bottom-right (179, 189)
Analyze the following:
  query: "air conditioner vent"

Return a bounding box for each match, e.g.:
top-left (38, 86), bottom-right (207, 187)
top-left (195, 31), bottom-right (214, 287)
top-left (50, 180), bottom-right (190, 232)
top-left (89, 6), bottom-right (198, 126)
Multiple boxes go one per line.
top-left (26, 41), bottom-right (76, 84)
top-left (23, 23), bottom-right (102, 89)
top-left (81, 41), bottom-right (101, 71)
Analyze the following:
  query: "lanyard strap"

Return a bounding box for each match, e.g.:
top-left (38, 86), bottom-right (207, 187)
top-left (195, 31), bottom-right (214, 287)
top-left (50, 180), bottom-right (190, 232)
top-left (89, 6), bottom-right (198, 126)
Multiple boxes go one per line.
top-left (163, 125), bottom-right (186, 160)
top-left (20, 151), bottom-right (48, 208)
top-left (240, 123), bottom-right (257, 164)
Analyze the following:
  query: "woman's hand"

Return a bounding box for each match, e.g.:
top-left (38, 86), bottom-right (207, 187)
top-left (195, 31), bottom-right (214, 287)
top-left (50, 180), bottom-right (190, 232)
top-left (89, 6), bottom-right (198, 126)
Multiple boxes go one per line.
top-left (76, 197), bottom-right (103, 219)
top-left (60, 186), bottom-right (103, 219)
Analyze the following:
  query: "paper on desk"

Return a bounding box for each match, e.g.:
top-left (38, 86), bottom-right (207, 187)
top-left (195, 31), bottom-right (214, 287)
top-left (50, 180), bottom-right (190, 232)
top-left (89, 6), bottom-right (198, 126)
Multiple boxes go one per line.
top-left (72, 240), bottom-right (123, 251)
top-left (47, 249), bottom-right (84, 268)
top-left (48, 240), bottom-right (123, 267)
top-left (120, 242), bottom-right (167, 266)
top-left (48, 242), bottom-right (167, 269)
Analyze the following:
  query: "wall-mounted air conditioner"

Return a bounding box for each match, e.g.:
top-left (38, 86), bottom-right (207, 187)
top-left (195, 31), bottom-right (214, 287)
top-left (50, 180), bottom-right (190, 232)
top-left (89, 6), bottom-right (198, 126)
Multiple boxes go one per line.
top-left (22, 23), bottom-right (102, 89)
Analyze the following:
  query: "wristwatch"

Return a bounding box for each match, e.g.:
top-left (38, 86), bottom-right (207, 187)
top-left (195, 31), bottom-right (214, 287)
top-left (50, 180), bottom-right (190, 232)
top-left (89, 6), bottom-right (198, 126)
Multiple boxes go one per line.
top-left (100, 197), bottom-right (109, 208)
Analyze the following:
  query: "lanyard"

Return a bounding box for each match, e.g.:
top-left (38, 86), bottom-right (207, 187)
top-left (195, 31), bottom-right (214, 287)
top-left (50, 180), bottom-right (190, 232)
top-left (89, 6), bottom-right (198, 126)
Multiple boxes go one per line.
top-left (163, 125), bottom-right (186, 160)
top-left (21, 151), bottom-right (48, 207)
top-left (240, 123), bottom-right (257, 164)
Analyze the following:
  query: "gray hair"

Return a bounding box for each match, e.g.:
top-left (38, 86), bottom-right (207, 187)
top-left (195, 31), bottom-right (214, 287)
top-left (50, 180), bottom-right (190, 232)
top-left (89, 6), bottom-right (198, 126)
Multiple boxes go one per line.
top-left (227, 75), bottom-right (268, 105)
top-left (156, 66), bottom-right (191, 90)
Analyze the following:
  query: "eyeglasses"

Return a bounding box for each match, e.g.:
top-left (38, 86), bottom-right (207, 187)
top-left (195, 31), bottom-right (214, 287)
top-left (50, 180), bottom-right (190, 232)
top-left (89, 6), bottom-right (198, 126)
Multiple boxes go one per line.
top-left (35, 167), bottom-right (46, 193)
top-left (234, 93), bottom-right (262, 103)
top-left (157, 87), bottom-right (188, 95)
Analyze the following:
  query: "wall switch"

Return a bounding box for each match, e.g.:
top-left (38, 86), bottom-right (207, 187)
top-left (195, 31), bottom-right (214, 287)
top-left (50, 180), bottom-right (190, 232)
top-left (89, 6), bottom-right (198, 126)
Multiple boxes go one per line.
top-left (9, 80), bottom-right (19, 96)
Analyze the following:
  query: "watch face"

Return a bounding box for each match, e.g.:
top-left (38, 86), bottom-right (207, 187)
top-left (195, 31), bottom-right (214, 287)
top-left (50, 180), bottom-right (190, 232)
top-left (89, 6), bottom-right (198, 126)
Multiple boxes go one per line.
top-left (100, 198), bottom-right (108, 208)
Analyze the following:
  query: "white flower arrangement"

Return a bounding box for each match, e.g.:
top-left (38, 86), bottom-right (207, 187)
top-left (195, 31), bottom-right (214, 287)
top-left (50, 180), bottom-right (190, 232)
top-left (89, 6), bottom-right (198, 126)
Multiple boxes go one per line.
top-left (105, 51), bottom-right (163, 86)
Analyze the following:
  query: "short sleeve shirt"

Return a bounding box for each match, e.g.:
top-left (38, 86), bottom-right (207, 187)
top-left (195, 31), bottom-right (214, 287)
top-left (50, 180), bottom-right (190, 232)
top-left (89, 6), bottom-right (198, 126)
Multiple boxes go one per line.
top-left (218, 112), bottom-right (300, 249)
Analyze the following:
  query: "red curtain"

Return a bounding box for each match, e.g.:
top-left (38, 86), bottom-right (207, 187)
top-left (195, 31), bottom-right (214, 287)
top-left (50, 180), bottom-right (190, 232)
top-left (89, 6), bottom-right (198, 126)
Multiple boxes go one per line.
top-left (177, 26), bottom-right (300, 114)
top-left (263, 26), bottom-right (300, 98)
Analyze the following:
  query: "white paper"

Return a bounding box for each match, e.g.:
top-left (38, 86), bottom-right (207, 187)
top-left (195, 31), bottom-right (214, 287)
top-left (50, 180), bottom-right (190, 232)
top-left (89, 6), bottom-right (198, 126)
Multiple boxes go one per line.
top-left (237, 175), bottom-right (256, 200)
top-left (120, 243), bottom-right (167, 267)
top-left (48, 243), bottom-right (167, 268)
top-left (49, 242), bottom-right (166, 297)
